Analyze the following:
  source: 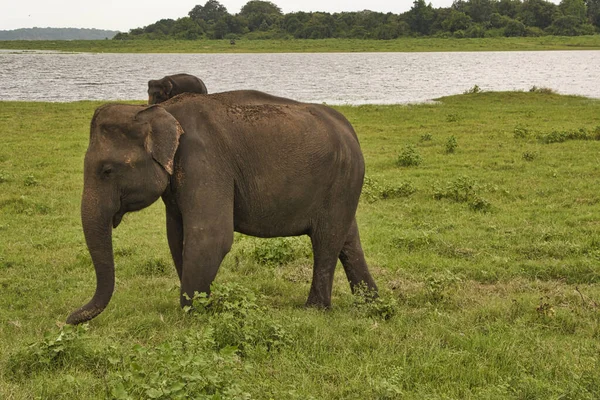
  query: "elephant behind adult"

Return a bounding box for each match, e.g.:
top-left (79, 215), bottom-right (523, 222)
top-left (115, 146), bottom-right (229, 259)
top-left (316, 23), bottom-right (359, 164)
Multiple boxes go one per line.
top-left (147, 73), bottom-right (208, 104)
top-left (67, 90), bottom-right (378, 325)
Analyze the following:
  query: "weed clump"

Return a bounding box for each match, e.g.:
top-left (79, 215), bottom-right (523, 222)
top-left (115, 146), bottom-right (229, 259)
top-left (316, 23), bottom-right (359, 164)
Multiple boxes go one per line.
top-left (6, 324), bottom-right (99, 379)
top-left (529, 86), bottom-right (556, 94)
top-left (537, 127), bottom-right (600, 144)
top-left (353, 283), bottom-right (397, 321)
top-left (23, 175), bottom-right (39, 187)
top-left (445, 135), bottom-right (458, 154)
top-left (425, 271), bottom-right (463, 304)
top-left (419, 133), bottom-right (433, 142)
top-left (140, 257), bottom-right (171, 276)
top-left (250, 237), bottom-right (310, 266)
top-left (433, 175), bottom-right (492, 212)
top-left (522, 151), bottom-right (538, 161)
top-left (464, 84), bottom-right (483, 94)
top-left (187, 282), bottom-right (293, 355)
top-left (109, 332), bottom-right (250, 400)
top-left (513, 125), bottom-right (530, 139)
top-left (446, 113), bottom-right (461, 123)
top-left (362, 176), bottom-right (416, 203)
top-left (396, 145), bottom-right (423, 167)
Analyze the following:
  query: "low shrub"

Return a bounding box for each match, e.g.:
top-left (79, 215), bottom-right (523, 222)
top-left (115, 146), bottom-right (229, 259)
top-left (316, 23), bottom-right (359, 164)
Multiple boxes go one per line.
top-left (445, 135), bottom-right (458, 154)
top-left (433, 175), bottom-right (492, 212)
top-left (396, 145), bottom-right (423, 167)
top-left (362, 176), bottom-right (416, 203)
top-left (188, 282), bottom-right (293, 355)
top-left (537, 127), bottom-right (600, 144)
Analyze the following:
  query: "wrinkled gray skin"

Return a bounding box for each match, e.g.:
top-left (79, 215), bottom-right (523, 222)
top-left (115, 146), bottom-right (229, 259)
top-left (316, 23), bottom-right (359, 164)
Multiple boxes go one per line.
top-left (67, 90), bottom-right (378, 325)
top-left (147, 73), bottom-right (208, 105)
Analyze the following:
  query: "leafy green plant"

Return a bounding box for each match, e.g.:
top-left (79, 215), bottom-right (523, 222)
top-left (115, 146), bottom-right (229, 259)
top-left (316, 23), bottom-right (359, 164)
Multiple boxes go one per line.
top-left (433, 176), bottom-right (491, 212)
top-left (187, 283), bottom-right (292, 355)
top-left (419, 133), bottom-right (433, 142)
top-left (522, 151), bottom-right (538, 161)
top-left (424, 271), bottom-right (463, 304)
top-left (140, 257), bottom-right (171, 276)
top-left (445, 135), bottom-right (458, 154)
top-left (353, 283), bottom-right (398, 320)
top-left (537, 128), bottom-right (600, 144)
top-left (396, 145), bottom-right (422, 167)
top-left (446, 113), bottom-right (460, 123)
top-left (468, 195), bottom-right (492, 213)
top-left (249, 237), bottom-right (310, 266)
top-left (7, 324), bottom-right (94, 378)
top-left (23, 175), bottom-right (39, 187)
top-left (513, 125), bottom-right (530, 139)
top-left (109, 332), bottom-right (251, 400)
top-left (433, 175), bottom-right (476, 202)
top-left (464, 84), bottom-right (483, 94)
top-left (529, 86), bottom-right (556, 94)
top-left (362, 176), bottom-right (416, 203)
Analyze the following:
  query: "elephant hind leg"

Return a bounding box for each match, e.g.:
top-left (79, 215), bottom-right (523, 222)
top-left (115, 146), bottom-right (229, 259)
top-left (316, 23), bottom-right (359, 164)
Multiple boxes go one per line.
top-left (339, 218), bottom-right (378, 295)
top-left (306, 226), bottom-right (347, 308)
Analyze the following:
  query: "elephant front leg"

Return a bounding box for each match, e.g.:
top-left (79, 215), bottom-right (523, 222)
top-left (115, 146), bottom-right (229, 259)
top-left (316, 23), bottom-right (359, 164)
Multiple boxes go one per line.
top-left (166, 210), bottom-right (184, 281)
top-left (179, 211), bottom-right (234, 308)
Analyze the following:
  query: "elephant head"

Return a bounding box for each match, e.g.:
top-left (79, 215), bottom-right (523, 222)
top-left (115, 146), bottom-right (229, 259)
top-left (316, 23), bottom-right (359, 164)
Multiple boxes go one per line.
top-left (67, 104), bottom-right (183, 325)
top-left (148, 78), bottom-right (173, 105)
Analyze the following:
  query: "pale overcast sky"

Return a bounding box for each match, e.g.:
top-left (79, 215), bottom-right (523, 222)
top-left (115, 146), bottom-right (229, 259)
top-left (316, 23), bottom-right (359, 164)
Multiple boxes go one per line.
top-left (0, 0), bottom-right (561, 32)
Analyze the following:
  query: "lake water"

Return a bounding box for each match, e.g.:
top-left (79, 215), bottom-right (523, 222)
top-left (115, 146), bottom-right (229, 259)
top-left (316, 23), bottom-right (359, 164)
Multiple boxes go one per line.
top-left (0, 50), bottom-right (599, 104)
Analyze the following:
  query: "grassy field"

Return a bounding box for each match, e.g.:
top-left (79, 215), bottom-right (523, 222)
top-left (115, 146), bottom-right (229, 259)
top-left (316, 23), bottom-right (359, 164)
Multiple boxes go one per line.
top-left (1, 91), bottom-right (600, 399)
top-left (1, 35), bottom-right (600, 53)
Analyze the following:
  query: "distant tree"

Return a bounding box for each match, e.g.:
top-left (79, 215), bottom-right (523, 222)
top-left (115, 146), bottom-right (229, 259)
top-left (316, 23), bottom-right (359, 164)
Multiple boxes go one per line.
top-left (112, 0), bottom-right (600, 41)
top-left (297, 13), bottom-right (336, 39)
top-left (519, 0), bottom-right (557, 29)
top-left (489, 12), bottom-right (513, 28)
top-left (559, 0), bottom-right (588, 22)
top-left (504, 18), bottom-right (527, 35)
top-left (586, 0), bottom-right (600, 27)
top-left (172, 17), bottom-right (204, 39)
top-left (406, 0), bottom-right (436, 35)
top-left (189, 0), bottom-right (230, 25)
top-left (464, 0), bottom-right (495, 23)
top-left (497, 0), bottom-right (521, 18)
top-left (144, 19), bottom-right (176, 37)
top-left (442, 10), bottom-right (472, 32)
top-left (240, 1), bottom-right (282, 16)
top-left (239, 1), bottom-right (282, 31)
top-left (548, 14), bottom-right (595, 34)
top-left (466, 23), bottom-right (486, 37)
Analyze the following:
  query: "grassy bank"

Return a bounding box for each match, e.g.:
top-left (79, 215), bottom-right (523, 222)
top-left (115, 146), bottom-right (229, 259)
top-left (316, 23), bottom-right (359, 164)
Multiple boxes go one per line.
top-left (1, 91), bottom-right (600, 399)
top-left (1, 35), bottom-right (600, 53)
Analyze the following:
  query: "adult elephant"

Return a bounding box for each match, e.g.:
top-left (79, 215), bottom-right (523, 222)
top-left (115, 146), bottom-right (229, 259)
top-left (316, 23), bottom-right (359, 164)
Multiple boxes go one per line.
top-left (147, 73), bottom-right (208, 104)
top-left (67, 90), bottom-right (378, 325)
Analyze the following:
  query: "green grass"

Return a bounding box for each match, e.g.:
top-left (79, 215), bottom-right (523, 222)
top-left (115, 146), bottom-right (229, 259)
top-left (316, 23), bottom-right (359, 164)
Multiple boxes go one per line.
top-left (1, 91), bottom-right (600, 398)
top-left (1, 35), bottom-right (600, 53)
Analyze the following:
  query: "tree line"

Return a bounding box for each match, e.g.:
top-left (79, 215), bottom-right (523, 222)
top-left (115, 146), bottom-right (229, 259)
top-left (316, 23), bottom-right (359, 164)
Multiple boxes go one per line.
top-left (114, 0), bottom-right (600, 41)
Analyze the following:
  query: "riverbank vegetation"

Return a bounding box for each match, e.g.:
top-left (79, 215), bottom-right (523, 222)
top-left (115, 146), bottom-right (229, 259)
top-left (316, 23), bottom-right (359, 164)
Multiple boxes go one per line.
top-left (2, 35), bottom-right (600, 53)
top-left (114, 0), bottom-right (600, 41)
top-left (1, 91), bottom-right (599, 398)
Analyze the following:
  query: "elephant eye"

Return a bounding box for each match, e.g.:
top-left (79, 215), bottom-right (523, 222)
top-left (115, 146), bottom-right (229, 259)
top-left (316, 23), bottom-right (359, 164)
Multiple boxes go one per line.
top-left (100, 165), bottom-right (113, 178)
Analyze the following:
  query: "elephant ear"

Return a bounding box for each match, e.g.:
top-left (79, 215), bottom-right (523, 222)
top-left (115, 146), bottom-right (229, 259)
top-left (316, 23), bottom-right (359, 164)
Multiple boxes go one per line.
top-left (164, 79), bottom-right (174, 96)
top-left (135, 106), bottom-right (184, 175)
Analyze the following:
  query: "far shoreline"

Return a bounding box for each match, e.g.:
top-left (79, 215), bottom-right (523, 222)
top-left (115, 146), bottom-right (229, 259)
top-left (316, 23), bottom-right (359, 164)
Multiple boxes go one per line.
top-left (1, 36), bottom-right (600, 53)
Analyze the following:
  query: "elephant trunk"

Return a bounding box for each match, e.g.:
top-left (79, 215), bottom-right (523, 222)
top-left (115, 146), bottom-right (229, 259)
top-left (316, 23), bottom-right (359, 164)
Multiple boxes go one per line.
top-left (66, 188), bottom-right (116, 325)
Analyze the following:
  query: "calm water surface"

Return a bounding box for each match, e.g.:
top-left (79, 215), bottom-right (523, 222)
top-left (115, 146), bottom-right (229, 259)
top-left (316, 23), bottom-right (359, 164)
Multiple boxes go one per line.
top-left (0, 50), bottom-right (598, 104)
